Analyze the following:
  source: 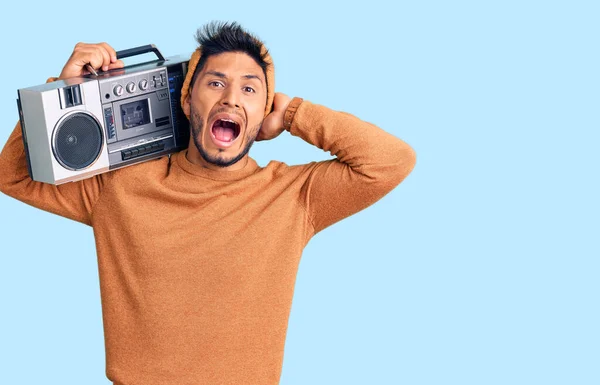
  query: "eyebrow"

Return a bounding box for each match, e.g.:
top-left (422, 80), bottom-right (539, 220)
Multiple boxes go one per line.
top-left (204, 70), bottom-right (264, 84)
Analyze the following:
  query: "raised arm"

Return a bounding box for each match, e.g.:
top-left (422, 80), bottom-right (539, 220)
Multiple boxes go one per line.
top-left (0, 42), bottom-right (125, 225)
top-left (287, 98), bottom-right (416, 236)
top-left (0, 121), bottom-right (110, 225)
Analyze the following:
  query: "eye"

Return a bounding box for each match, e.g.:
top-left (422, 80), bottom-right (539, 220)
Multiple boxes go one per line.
top-left (243, 86), bottom-right (256, 93)
top-left (209, 81), bottom-right (224, 88)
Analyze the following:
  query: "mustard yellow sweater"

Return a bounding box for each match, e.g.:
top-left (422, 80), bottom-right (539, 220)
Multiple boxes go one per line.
top-left (0, 99), bottom-right (415, 384)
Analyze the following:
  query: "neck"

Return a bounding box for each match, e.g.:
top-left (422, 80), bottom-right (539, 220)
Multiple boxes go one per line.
top-left (185, 145), bottom-right (249, 172)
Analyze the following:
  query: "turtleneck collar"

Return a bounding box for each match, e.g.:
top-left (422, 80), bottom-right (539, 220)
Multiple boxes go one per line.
top-left (174, 150), bottom-right (260, 181)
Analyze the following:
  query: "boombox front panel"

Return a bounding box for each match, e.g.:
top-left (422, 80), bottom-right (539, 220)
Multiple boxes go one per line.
top-left (46, 80), bottom-right (110, 184)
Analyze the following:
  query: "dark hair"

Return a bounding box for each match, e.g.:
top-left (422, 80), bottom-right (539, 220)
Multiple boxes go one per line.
top-left (190, 21), bottom-right (271, 90)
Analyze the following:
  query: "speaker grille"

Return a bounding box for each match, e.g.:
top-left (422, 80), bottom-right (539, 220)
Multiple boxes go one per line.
top-left (53, 113), bottom-right (103, 170)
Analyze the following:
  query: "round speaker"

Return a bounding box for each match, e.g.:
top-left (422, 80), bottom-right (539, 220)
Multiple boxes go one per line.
top-left (52, 112), bottom-right (103, 171)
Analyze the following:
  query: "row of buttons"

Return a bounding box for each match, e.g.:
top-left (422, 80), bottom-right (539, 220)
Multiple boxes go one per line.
top-left (103, 107), bottom-right (116, 140)
top-left (110, 71), bottom-right (167, 98)
top-left (152, 72), bottom-right (167, 88)
top-left (121, 141), bottom-right (165, 160)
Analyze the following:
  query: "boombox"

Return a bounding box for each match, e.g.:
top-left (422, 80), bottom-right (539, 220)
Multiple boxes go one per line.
top-left (17, 45), bottom-right (191, 185)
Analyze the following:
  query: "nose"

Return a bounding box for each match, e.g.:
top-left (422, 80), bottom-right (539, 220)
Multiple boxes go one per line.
top-left (220, 86), bottom-right (241, 109)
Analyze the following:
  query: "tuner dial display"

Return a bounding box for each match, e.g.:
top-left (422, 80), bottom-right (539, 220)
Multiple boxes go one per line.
top-left (113, 84), bottom-right (124, 97)
top-left (139, 79), bottom-right (148, 90)
top-left (126, 82), bottom-right (136, 93)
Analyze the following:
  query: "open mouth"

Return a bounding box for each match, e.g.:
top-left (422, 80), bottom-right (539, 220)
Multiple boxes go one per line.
top-left (211, 119), bottom-right (241, 143)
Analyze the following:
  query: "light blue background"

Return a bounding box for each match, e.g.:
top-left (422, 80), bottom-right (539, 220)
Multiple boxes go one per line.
top-left (0, 1), bottom-right (598, 384)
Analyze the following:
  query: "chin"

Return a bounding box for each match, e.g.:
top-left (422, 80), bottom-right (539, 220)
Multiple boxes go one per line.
top-left (195, 135), bottom-right (251, 168)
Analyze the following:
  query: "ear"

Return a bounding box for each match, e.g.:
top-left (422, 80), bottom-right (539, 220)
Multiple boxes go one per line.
top-left (182, 92), bottom-right (191, 118)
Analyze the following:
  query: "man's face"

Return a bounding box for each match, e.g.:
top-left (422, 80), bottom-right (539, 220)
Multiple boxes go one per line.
top-left (183, 51), bottom-right (267, 169)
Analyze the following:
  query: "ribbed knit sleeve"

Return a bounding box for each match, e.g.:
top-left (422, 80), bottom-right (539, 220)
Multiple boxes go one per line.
top-left (288, 100), bottom-right (416, 236)
top-left (0, 120), bottom-right (111, 226)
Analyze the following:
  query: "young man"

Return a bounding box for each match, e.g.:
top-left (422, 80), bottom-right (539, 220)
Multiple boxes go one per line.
top-left (0, 22), bottom-right (416, 385)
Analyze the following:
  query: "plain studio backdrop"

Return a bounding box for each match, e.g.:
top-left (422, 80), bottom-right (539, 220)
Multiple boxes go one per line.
top-left (0, 1), bottom-right (598, 384)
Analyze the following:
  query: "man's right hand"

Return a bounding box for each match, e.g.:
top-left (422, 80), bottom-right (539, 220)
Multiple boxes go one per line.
top-left (58, 42), bottom-right (125, 80)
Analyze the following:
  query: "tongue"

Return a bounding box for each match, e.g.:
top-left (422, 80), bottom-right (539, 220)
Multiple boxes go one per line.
top-left (213, 126), bottom-right (235, 142)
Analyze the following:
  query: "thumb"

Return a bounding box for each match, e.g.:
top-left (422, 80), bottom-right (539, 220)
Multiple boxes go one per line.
top-left (272, 93), bottom-right (291, 114)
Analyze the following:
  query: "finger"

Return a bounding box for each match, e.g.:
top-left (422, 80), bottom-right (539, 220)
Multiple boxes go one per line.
top-left (93, 44), bottom-right (112, 72)
top-left (75, 44), bottom-right (110, 71)
top-left (98, 42), bottom-right (118, 64)
top-left (72, 47), bottom-right (106, 71)
top-left (60, 43), bottom-right (104, 79)
top-left (273, 93), bottom-right (290, 112)
top-left (105, 62), bottom-right (125, 72)
top-left (107, 59), bottom-right (125, 69)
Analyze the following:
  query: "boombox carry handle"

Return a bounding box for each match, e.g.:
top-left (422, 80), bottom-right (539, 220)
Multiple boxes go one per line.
top-left (116, 44), bottom-right (165, 62)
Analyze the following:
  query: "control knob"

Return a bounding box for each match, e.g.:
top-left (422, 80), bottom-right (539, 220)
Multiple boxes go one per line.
top-left (139, 79), bottom-right (148, 90)
top-left (126, 82), bottom-right (136, 93)
top-left (113, 84), bottom-right (124, 97)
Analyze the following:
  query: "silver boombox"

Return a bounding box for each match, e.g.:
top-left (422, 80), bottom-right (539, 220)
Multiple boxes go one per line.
top-left (17, 45), bottom-right (190, 185)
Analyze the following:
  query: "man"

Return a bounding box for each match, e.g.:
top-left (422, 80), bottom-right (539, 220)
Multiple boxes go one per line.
top-left (0, 22), bottom-right (416, 385)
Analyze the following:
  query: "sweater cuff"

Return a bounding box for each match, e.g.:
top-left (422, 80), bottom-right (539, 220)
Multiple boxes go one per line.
top-left (283, 97), bottom-right (303, 131)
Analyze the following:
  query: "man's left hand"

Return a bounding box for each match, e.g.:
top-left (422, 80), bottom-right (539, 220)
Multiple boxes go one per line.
top-left (255, 93), bottom-right (292, 141)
